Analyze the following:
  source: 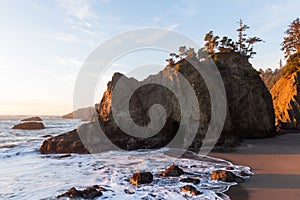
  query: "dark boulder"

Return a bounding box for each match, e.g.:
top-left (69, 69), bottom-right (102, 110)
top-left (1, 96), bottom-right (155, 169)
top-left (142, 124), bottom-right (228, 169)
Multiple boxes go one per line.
top-left (12, 122), bottom-right (45, 130)
top-left (130, 172), bottom-right (153, 185)
top-left (211, 170), bottom-right (244, 183)
top-left (158, 165), bottom-right (184, 177)
top-left (180, 185), bottom-right (202, 195)
top-left (40, 129), bottom-right (89, 154)
top-left (57, 186), bottom-right (103, 199)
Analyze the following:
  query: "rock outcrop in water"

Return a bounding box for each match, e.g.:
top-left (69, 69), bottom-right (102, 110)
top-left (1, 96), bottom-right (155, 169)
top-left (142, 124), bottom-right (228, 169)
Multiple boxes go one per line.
top-left (211, 170), bottom-right (244, 183)
top-left (130, 172), bottom-right (153, 185)
top-left (40, 52), bottom-right (275, 154)
top-left (95, 52), bottom-right (275, 150)
top-left (40, 129), bottom-right (89, 154)
top-left (57, 185), bottom-right (104, 199)
top-left (180, 185), bottom-right (202, 196)
top-left (12, 122), bottom-right (45, 130)
top-left (158, 165), bottom-right (184, 177)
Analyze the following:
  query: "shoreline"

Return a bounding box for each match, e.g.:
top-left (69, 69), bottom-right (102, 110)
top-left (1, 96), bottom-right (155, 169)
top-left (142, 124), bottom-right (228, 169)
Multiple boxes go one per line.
top-left (209, 132), bottom-right (300, 200)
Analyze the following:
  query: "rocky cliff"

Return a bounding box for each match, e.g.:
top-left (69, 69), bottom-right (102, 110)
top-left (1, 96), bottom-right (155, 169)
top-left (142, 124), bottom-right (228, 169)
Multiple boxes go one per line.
top-left (259, 68), bottom-right (281, 90)
top-left (95, 52), bottom-right (275, 150)
top-left (215, 53), bottom-right (275, 138)
top-left (40, 52), bottom-right (276, 154)
top-left (271, 71), bottom-right (300, 129)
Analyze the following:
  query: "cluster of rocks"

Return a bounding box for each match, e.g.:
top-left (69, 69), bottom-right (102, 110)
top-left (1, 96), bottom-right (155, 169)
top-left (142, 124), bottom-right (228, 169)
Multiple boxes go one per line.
top-left (128, 165), bottom-right (248, 197)
top-left (12, 116), bottom-right (45, 130)
top-left (58, 164), bottom-right (250, 199)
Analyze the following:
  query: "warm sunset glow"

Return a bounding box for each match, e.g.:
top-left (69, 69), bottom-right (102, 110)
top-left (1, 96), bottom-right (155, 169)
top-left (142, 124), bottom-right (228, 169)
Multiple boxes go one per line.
top-left (0, 0), bottom-right (299, 115)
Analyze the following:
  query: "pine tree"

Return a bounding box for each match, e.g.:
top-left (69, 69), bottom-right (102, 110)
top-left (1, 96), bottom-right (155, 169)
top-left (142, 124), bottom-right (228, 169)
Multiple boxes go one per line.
top-left (281, 18), bottom-right (300, 58)
top-left (236, 19), bottom-right (263, 58)
top-left (236, 19), bottom-right (249, 55)
top-left (245, 37), bottom-right (263, 58)
top-left (218, 36), bottom-right (237, 53)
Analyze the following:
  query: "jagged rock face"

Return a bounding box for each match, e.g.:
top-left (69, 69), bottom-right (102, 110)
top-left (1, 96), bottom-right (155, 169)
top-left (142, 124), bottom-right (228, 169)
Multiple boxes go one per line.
top-left (96, 52), bottom-right (275, 151)
top-left (216, 53), bottom-right (275, 138)
top-left (271, 71), bottom-right (300, 129)
top-left (96, 72), bottom-right (181, 150)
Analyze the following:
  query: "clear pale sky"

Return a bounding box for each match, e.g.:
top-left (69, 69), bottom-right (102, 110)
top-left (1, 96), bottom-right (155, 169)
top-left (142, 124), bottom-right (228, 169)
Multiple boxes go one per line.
top-left (0, 0), bottom-right (299, 115)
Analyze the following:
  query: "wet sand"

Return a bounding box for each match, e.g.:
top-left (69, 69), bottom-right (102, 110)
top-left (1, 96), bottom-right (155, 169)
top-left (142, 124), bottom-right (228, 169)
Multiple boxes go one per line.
top-left (209, 133), bottom-right (300, 200)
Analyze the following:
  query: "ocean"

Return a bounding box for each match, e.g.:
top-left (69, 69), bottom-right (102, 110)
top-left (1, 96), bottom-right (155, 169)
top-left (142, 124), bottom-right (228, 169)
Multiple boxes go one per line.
top-left (0, 117), bottom-right (251, 200)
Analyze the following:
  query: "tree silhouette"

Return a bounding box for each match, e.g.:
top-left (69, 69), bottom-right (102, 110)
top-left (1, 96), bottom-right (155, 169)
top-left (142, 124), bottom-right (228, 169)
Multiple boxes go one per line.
top-left (245, 37), bottom-right (263, 58)
top-left (172, 19), bottom-right (262, 64)
top-left (236, 19), bottom-right (263, 58)
top-left (218, 36), bottom-right (237, 53)
top-left (236, 19), bottom-right (249, 55)
top-left (204, 31), bottom-right (219, 54)
top-left (281, 18), bottom-right (300, 58)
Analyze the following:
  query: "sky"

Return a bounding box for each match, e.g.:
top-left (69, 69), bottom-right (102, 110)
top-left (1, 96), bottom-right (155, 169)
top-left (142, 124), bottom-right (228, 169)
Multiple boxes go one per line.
top-left (0, 0), bottom-right (299, 115)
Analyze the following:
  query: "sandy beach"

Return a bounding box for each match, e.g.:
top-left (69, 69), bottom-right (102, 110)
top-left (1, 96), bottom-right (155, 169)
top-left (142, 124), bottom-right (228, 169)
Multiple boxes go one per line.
top-left (210, 133), bottom-right (300, 200)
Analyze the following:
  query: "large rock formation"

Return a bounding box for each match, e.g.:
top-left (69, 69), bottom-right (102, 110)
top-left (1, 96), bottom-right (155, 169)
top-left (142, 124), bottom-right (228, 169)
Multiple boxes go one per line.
top-left (270, 71), bottom-right (300, 129)
top-left (95, 52), bottom-right (275, 150)
top-left (40, 52), bottom-right (275, 154)
top-left (216, 53), bottom-right (275, 138)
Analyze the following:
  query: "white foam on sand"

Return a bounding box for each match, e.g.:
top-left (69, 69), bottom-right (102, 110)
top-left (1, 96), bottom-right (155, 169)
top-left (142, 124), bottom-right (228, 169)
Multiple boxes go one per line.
top-left (0, 118), bottom-right (252, 200)
top-left (61, 148), bottom-right (252, 200)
